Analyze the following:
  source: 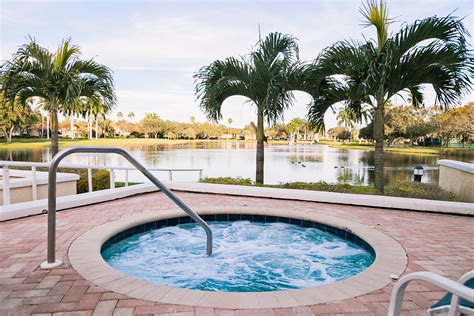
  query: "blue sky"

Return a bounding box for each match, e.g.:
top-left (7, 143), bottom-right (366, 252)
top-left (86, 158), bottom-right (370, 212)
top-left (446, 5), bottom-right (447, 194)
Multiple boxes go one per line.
top-left (1, 0), bottom-right (473, 128)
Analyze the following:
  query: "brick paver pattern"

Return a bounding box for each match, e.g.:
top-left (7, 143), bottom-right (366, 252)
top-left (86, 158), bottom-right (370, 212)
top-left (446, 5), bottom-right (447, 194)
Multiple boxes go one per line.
top-left (1, 192), bottom-right (473, 315)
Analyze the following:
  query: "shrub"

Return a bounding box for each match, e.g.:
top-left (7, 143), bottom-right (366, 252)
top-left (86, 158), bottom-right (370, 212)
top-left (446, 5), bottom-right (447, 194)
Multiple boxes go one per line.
top-left (59, 168), bottom-right (110, 193)
top-left (199, 178), bottom-right (458, 201)
top-left (200, 177), bottom-right (254, 186)
top-left (385, 181), bottom-right (457, 201)
top-left (272, 181), bottom-right (377, 195)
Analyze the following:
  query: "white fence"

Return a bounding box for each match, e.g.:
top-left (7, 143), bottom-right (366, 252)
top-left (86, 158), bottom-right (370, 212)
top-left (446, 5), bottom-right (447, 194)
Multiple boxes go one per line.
top-left (0, 160), bottom-right (203, 206)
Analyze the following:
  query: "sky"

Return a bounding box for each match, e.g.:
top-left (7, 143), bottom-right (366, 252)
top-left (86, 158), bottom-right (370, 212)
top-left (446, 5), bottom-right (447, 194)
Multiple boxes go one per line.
top-left (1, 0), bottom-right (473, 128)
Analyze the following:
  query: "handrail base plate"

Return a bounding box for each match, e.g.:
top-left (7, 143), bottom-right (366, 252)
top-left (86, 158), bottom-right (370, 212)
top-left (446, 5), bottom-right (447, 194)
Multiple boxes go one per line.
top-left (40, 259), bottom-right (63, 270)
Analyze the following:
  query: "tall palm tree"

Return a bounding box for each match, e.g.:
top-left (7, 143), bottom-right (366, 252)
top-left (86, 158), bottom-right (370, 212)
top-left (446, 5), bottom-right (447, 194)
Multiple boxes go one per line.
top-left (305, 1), bottom-right (473, 193)
top-left (336, 107), bottom-right (357, 130)
top-left (78, 74), bottom-right (115, 139)
top-left (194, 32), bottom-right (302, 184)
top-left (1, 38), bottom-right (115, 156)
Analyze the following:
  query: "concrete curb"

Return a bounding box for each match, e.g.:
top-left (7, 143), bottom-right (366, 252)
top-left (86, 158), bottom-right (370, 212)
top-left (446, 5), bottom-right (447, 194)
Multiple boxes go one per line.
top-left (1, 181), bottom-right (472, 222)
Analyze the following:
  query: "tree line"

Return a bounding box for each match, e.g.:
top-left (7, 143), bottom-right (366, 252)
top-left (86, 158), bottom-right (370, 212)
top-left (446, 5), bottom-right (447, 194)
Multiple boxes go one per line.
top-left (359, 102), bottom-right (474, 147)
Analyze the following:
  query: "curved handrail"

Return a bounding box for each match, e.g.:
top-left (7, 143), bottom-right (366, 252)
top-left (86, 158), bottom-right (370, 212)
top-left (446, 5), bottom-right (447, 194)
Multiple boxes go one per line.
top-left (388, 271), bottom-right (474, 316)
top-left (43, 146), bottom-right (213, 268)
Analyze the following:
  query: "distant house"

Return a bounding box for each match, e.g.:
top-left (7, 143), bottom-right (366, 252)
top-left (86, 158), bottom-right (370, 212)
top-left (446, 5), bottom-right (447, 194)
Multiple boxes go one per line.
top-left (220, 133), bottom-right (233, 139)
top-left (114, 127), bottom-right (131, 137)
top-left (62, 129), bottom-right (83, 139)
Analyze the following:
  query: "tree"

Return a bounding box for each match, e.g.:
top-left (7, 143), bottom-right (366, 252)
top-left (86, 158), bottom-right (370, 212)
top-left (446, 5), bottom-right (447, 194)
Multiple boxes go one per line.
top-left (305, 1), bottom-right (473, 193)
top-left (383, 104), bottom-right (432, 145)
top-left (140, 113), bottom-right (162, 138)
top-left (127, 112), bottom-right (135, 121)
top-left (182, 127), bottom-right (196, 139)
top-left (0, 94), bottom-right (37, 143)
top-left (82, 99), bottom-right (112, 139)
top-left (286, 117), bottom-right (306, 141)
top-left (433, 105), bottom-right (474, 146)
top-left (194, 32), bottom-right (303, 184)
top-left (359, 122), bottom-right (374, 141)
top-left (336, 107), bottom-right (356, 130)
top-left (1, 38), bottom-right (115, 156)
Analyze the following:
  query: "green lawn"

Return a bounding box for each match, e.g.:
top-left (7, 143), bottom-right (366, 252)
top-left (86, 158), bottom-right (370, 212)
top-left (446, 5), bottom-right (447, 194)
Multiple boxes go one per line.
top-left (319, 141), bottom-right (474, 157)
top-left (0, 138), bottom-right (202, 150)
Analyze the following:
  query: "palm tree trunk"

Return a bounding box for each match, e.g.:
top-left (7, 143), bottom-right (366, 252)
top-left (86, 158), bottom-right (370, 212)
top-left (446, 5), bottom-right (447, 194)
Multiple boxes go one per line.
top-left (41, 115), bottom-right (44, 139)
top-left (373, 101), bottom-right (385, 194)
top-left (8, 127), bottom-right (14, 144)
top-left (3, 128), bottom-right (10, 143)
top-left (46, 114), bottom-right (50, 139)
top-left (256, 107), bottom-right (265, 184)
top-left (70, 116), bottom-right (75, 139)
top-left (88, 116), bottom-right (93, 140)
top-left (95, 118), bottom-right (99, 139)
top-left (50, 105), bottom-right (59, 157)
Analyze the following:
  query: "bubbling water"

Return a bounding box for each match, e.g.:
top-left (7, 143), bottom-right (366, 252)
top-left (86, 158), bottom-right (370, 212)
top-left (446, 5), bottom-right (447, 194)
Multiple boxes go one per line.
top-left (102, 220), bottom-right (374, 292)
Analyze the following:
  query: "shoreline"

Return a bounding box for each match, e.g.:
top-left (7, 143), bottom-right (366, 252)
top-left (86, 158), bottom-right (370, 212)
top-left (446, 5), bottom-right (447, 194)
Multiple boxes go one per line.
top-left (0, 138), bottom-right (472, 157)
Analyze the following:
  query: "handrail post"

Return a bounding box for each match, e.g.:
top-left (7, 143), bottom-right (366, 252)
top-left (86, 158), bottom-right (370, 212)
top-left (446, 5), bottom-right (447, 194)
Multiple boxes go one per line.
top-left (109, 169), bottom-right (115, 189)
top-left (2, 166), bottom-right (10, 205)
top-left (31, 166), bottom-right (38, 200)
top-left (41, 146), bottom-right (213, 269)
top-left (168, 170), bottom-right (173, 181)
top-left (87, 168), bottom-right (93, 193)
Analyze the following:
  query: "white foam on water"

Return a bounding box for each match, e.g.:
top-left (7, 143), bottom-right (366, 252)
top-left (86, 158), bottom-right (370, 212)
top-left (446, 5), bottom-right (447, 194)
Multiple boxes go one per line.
top-left (103, 220), bottom-right (374, 291)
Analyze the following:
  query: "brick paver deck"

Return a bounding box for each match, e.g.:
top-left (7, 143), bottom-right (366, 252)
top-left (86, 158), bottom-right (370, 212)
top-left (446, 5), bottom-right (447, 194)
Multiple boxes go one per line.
top-left (0, 192), bottom-right (473, 315)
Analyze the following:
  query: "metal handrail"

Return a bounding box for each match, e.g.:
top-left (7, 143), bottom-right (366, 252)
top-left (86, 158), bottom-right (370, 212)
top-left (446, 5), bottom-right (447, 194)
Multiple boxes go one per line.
top-left (388, 271), bottom-right (474, 316)
top-left (41, 146), bottom-right (212, 269)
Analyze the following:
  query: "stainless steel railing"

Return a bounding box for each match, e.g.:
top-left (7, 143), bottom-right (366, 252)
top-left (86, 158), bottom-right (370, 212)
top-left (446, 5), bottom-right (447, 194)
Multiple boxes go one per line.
top-left (42, 146), bottom-right (212, 269)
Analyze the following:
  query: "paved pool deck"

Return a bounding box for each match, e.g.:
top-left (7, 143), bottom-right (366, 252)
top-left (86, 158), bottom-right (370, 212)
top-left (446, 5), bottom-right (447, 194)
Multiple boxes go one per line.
top-left (1, 191), bottom-right (473, 315)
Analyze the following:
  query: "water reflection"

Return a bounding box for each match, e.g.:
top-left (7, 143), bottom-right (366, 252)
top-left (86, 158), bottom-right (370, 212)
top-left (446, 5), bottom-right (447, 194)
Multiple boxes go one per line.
top-left (0, 141), bottom-right (471, 185)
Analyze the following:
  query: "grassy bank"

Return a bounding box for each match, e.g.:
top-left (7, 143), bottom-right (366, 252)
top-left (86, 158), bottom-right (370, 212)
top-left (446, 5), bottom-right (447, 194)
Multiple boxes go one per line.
top-left (0, 137), bottom-right (205, 150)
top-left (319, 141), bottom-right (474, 157)
top-left (200, 177), bottom-right (458, 201)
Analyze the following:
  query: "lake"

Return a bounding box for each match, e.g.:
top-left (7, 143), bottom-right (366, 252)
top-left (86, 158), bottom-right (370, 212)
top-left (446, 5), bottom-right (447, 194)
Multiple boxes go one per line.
top-left (1, 141), bottom-right (472, 185)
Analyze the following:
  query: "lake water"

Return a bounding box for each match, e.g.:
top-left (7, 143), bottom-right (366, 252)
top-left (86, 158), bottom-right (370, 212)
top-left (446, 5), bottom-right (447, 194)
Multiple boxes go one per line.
top-left (1, 141), bottom-right (472, 185)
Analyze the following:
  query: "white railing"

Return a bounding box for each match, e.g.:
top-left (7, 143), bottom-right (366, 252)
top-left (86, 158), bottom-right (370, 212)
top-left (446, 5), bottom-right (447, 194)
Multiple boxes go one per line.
top-left (0, 160), bottom-right (203, 206)
top-left (388, 270), bottom-right (474, 316)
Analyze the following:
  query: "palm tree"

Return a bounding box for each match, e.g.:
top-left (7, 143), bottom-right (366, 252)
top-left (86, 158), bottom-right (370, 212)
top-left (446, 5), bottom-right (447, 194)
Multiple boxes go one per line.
top-left (226, 118), bottom-right (233, 136)
top-left (1, 38), bottom-right (115, 156)
top-left (127, 112), bottom-right (135, 121)
top-left (81, 99), bottom-right (111, 139)
top-left (305, 1), bottom-right (473, 193)
top-left (78, 72), bottom-right (115, 139)
top-left (286, 117), bottom-right (306, 141)
top-left (336, 107), bottom-right (356, 130)
top-left (194, 32), bottom-right (302, 184)
top-left (337, 105), bottom-right (371, 141)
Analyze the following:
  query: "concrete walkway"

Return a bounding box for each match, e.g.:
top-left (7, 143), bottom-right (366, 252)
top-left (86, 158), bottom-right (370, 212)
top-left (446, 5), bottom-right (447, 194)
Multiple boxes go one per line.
top-left (1, 191), bottom-right (473, 315)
